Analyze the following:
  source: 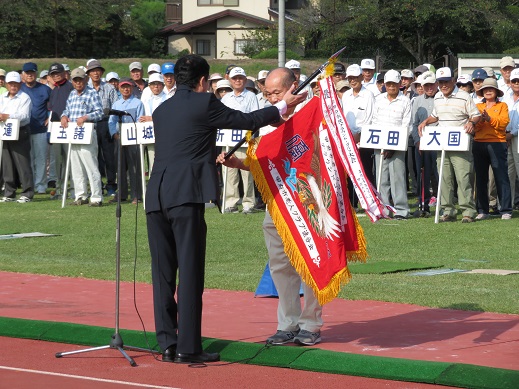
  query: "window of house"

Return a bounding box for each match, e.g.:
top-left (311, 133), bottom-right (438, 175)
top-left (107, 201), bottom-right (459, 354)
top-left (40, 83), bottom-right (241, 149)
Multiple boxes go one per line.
top-left (196, 40), bottom-right (211, 56)
top-left (234, 39), bottom-right (256, 56)
top-left (198, 0), bottom-right (239, 6)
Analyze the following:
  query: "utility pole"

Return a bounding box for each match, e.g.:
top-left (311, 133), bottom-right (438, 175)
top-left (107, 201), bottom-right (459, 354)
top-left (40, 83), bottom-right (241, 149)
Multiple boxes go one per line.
top-left (278, 0), bottom-right (286, 67)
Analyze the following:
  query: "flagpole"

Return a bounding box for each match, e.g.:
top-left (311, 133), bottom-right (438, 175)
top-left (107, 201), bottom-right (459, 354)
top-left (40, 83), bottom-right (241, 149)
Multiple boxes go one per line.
top-left (222, 47), bottom-right (347, 162)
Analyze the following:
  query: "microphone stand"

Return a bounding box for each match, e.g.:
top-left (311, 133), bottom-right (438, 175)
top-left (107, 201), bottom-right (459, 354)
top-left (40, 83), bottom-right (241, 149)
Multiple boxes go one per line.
top-left (56, 112), bottom-right (158, 366)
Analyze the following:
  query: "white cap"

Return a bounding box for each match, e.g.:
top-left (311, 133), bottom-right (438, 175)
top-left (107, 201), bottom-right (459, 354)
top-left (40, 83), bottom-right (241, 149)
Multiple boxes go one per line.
top-left (384, 69), bottom-right (401, 84)
top-left (5, 71), bottom-right (21, 83)
top-left (216, 79), bottom-right (232, 90)
top-left (510, 68), bottom-right (519, 81)
top-left (106, 72), bottom-right (120, 82)
top-left (285, 59), bottom-right (301, 69)
top-left (360, 59), bottom-right (375, 70)
top-left (39, 70), bottom-right (49, 78)
top-left (482, 67), bottom-right (495, 77)
top-left (62, 64), bottom-right (70, 71)
top-left (421, 71), bottom-right (437, 85)
top-left (346, 64), bottom-right (361, 77)
top-left (147, 63), bottom-right (161, 74)
top-left (435, 67), bottom-right (453, 81)
top-left (401, 69), bottom-right (414, 78)
top-left (500, 56), bottom-right (516, 69)
top-left (229, 67), bottom-right (246, 78)
top-left (129, 61), bottom-right (143, 71)
top-left (257, 70), bottom-right (269, 80)
top-left (148, 73), bottom-right (164, 84)
top-left (456, 74), bottom-right (472, 84)
top-left (208, 73), bottom-right (223, 81)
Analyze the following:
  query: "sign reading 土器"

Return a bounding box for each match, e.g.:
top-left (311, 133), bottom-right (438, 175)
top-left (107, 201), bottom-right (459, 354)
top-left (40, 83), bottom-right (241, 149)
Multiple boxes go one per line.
top-left (49, 122), bottom-right (94, 144)
top-left (359, 125), bottom-right (409, 151)
top-left (419, 126), bottom-right (471, 151)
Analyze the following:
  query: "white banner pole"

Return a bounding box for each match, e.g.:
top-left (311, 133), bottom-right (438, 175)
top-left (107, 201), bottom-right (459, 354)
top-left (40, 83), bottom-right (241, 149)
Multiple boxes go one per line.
top-left (61, 143), bottom-right (72, 208)
top-left (377, 149), bottom-right (384, 192)
top-left (139, 144), bottom-right (146, 210)
top-left (434, 149), bottom-right (445, 224)
top-left (221, 145), bottom-right (229, 214)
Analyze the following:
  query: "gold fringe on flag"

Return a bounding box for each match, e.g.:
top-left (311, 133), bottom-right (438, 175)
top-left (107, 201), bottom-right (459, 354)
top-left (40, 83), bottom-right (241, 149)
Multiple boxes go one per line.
top-left (247, 138), bottom-right (368, 306)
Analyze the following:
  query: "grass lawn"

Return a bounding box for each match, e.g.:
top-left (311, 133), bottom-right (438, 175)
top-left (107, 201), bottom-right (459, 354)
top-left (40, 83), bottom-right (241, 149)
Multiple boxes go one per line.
top-left (1, 193), bottom-right (518, 315)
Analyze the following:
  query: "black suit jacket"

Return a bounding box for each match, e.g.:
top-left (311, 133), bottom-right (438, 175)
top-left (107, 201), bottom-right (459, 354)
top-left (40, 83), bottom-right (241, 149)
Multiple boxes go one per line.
top-left (146, 85), bottom-right (280, 213)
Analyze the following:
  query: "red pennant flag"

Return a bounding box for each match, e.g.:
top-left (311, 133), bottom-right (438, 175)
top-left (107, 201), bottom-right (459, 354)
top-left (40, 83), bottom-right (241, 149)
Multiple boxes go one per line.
top-left (248, 97), bottom-right (367, 306)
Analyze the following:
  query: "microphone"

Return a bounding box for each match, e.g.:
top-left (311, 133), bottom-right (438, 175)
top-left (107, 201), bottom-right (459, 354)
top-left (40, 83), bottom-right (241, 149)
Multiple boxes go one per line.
top-left (108, 109), bottom-right (131, 116)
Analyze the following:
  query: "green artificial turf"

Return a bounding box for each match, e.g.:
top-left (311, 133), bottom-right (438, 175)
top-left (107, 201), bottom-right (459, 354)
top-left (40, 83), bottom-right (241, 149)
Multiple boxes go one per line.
top-left (1, 317), bottom-right (517, 389)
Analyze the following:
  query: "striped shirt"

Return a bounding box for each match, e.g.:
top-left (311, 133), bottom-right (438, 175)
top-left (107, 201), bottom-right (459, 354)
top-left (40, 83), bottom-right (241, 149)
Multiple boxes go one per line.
top-left (61, 86), bottom-right (103, 123)
top-left (431, 89), bottom-right (480, 126)
top-left (372, 91), bottom-right (411, 132)
top-left (92, 82), bottom-right (118, 119)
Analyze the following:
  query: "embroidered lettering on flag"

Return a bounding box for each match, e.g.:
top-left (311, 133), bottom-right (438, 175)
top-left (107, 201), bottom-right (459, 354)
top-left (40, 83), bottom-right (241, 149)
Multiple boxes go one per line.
top-left (248, 97), bottom-right (367, 306)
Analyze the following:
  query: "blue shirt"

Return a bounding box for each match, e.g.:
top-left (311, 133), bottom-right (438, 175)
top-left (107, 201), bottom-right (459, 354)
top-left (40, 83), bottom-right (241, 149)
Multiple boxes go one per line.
top-left (21, 82), bottom-right (52, 134)
top-left (62, 86), bottom-right (103, 123)
top-left (108, 95), bottom-right (144, 137)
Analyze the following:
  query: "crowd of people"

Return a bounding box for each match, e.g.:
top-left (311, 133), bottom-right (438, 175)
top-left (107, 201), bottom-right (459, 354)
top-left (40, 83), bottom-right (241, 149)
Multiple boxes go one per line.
top-left (0, 60), bottom-right (176, 206)
top-left (1, 56), bottom-right (518, 214)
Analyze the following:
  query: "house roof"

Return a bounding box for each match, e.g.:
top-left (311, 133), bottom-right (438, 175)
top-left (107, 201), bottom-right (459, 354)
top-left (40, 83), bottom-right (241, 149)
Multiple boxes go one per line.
top-left (159, 9), bottom-right (273, 35)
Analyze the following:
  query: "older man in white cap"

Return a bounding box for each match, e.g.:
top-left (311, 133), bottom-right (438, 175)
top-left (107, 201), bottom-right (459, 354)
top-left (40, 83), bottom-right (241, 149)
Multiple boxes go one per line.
top-left (372, 69), bottom-right (412, 219)
top-left (220, 66), bottom-right (259, 213)
top-left (256, 69), bottom-right (269, 108)
top-left (0, 71), bottom-right (34, 203)
top-left (498, 56), bottom-right (517, 95)
top-left (418, 67), bottom-right (480, 223)
top-left (360, 58), bottom-right (379, 96)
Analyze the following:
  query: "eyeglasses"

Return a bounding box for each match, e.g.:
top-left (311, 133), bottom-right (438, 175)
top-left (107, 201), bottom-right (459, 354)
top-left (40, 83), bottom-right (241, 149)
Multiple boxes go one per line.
top-left (511, 79), bottom-right (519, 85)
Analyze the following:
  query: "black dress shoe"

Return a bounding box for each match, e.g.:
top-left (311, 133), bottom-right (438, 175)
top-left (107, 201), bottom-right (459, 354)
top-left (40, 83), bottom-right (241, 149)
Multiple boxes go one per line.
top-left (161, 345), bottom-right (177, 363)
top-left (173, 351), bottom-right (220, 363)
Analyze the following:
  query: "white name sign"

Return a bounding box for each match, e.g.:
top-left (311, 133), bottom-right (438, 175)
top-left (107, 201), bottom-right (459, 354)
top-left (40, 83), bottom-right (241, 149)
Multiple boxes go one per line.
top-left (359, 125), bottom-right (409, 151)
top-left (215, 129), bottom-right (250, 147)
top-left (0, 119), bottom-right (20, 140)
top-left (49, 122), bottom-right (94, 144)
top-left (120, 122), bottom-right (155, 146)
top-left (420, 126), bottom-right (470, 151)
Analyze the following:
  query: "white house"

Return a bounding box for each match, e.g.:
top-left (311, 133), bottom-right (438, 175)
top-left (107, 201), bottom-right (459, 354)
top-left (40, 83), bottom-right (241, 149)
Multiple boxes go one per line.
top-left (161, 0), bottom-right (307, 60)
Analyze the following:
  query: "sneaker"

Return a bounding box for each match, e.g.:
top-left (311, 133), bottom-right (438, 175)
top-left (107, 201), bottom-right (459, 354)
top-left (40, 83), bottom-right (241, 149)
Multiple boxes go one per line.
top-left (106, 189), bottom-right (116, 197)
top-left (89, 201), bottom-right (103, 207)
top-left (461, 216), bottom-right (474, 223)
top-left (440, 214), bottom-right (456, 222)
top-left (266, 330), bottom-right (298, 345)
top-left (293, 330), bottom-right (321, 346)
top-left (69, 198), bottom-right (89, 206)
top-left (47, 180), bottom-right (56, 189)
top-left (501, 213), bottom-right (512, 220)
top-left (428, 196), bottom-right (437, 207)
top-left (0, 196), bottom-right (15, 202)
top-left (242, 207), bottom-right (259, 214)
top-left (475, 213), bottom-right (489, 220)
top-left (224, 206), bottom-right (239, 214)
top-left (17, 196), bottom-right (32, 203)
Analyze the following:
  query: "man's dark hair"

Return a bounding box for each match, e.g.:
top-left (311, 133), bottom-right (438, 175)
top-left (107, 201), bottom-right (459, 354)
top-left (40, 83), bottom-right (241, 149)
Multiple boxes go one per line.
top-left (174, 54), bottom-right (210, 89)
top-left (276, 67), bottom-right (297, 89)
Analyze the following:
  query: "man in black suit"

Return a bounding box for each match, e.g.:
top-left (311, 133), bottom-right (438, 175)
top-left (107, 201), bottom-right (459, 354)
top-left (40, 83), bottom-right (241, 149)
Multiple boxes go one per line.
top-left (146, 55), bottom-right (306, 364)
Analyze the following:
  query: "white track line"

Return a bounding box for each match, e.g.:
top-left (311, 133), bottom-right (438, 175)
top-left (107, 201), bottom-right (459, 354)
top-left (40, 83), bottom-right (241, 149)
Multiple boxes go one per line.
top-left (0, 366), bottom-right (181, 389)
